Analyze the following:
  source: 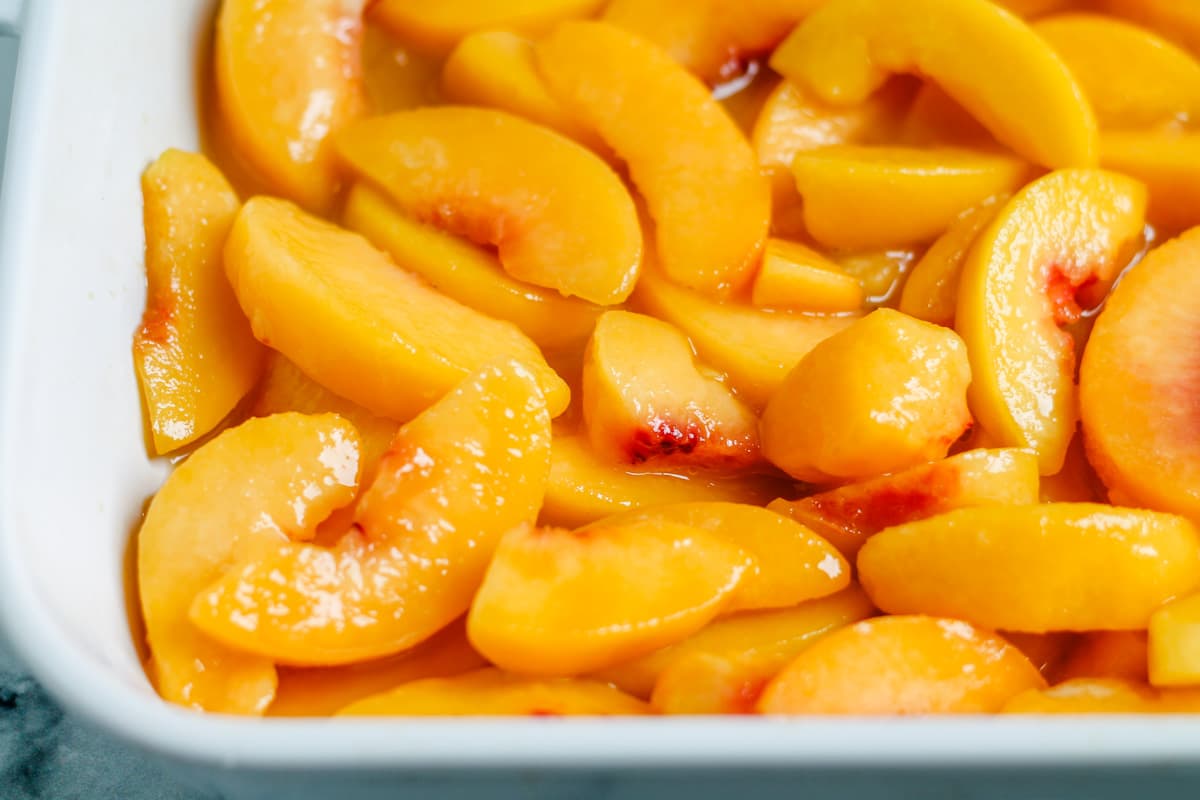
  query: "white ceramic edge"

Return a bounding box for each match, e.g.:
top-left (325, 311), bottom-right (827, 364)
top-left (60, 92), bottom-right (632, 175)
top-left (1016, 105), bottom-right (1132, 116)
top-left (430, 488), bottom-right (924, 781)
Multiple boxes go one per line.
top-left (0, 0), bottom-right (21, 35)
top-left (4, 0), bottom-right (1200, 778)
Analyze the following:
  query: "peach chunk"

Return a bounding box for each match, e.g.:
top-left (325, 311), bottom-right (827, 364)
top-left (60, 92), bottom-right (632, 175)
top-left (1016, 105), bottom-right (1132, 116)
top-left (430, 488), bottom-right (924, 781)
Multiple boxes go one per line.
top-left (370, 0), bottom-right (604, 54)
top-left (133, 150), bottom-right (263, 453)
top-left (1058, 631), bottom-right (1149, 684)
top-left (139, 413), bottom-right (361, 713)
top-left (791, 146), bottom-right (1029, 251)
top-left (750, 239), bottom-right (864, 314)
top-left (771, 0), bottom-right (1097, 168)
top-left (538, 21), bottom-right (770, 297)
top-left (190, 361), bottom-right (552, 666)
top-left (215, 0), bottom-right (366, 212)
top-left (467, 520), bottom-right (753, 676)
top-left (768, 448), bottom-right (1040, 558)
top-left (1100, 133), bottom-right (1200, 234)
top-left (224, 196), bottom-right (568, 421)
top-left (757, 615), bottom-right (1045, 714)
top-left (343, 183), bottom-right (601, 353)
top-left (651, 652), bottom-right (777, 715)
top-left (858, 504), bottom-right (1200, 632)
top-left (582, 311), bottom-right (760, 469)
top-left (335, 107), bottom-right (640, 305)
top-left (1003, 678), bottom-right (1200, 713)
top-left (337, 669), bottom-right (648, 716)
top-left (1035, 14), bottom-right (1200, 130)
top-left (761, 309), bottom-right (973, 484)
top-left (1080, 228), bottom-right (1200, 517)
top-left (1149, 594), bottom-right (1200, 688)
top-left (956, 169), bottom-right (1146, 474)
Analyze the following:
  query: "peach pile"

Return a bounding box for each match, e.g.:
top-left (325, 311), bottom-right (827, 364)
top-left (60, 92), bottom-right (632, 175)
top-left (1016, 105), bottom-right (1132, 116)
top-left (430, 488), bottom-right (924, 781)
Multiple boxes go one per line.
top-left (131, 0), bottom-right (1200, 717)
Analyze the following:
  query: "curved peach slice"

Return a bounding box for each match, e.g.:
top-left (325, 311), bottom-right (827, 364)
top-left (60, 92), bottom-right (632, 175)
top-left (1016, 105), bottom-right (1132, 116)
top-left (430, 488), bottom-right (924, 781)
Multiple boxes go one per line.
top-left (768, 448), bottom-right (1040, 558)
top-left (343, 183), bottom-right (601, 353)
top-left (757, 615), bottom-right (1045, 714)
top-left (771, 0), bottom-right (1097, 168)
top-left (1100, 133), bottom-right (1200, 234)
top-left (190, 361), bottom-right (552, 666)
top-left (537, 21), bottom-right (769, 297)
top-left (761, 309), bottom-right (973, 484)
top-left (1058, 631), bottom-right (1148, 684)
top-left (1003, 678), bottom-right (1158, 713)
top-left (651, 652), bottom-right (776, 715)
top-left (337, 668), bottom-right (648, 716)
top-left (1100, 0), bottom-right (1200, 58)
top-left (225, 196), bottom-right (568, 421)
top-left (133, 150), bottom-right (263, 454)
top-left (468, 520), bottom-right (753, 676)
top-left (634, 266), bottom-right (856, 409)
top-left (582, 311), bottom-right (760, 469)
top-left (370, 0), bottom-right (603, 54)
top-left (791, 146), bottom-right (1029, 251)
top-left (139, 413), bottom-right (361, 712)
top-left (335, 107), bottom-right (640, 305)
top-left (215, 0), bottom-right (366, 212)
top-left (750, 239), bottom-right (864, 314)
top-left (1149, 594), bottom-right (1200, 688)
top-left (956, 169), bottom-right (1146, 474)
top-left (900, 85), bottom-right (995, 148)
top-left (858, 504), bottom-right (1200, 632)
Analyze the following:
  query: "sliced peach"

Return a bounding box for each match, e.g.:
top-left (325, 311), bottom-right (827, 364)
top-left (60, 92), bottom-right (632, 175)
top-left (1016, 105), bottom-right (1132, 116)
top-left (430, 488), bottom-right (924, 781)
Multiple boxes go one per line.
top-left (1080, 227), bottom-right (1200, 517)
top-left (139, 413), bottom-right (361, 713)
top-left (900, 85), bottom-right (996, 147)
top-left (335, 107), bottom-right (640, 305)
top-left (768, 448), bottom-right (1040, 558)
top-left (1003, 678), bottom-right (1159, 713)
top-left (582, 311), bottom-right (760, 469)
top-left (224, 196), bottom-right (568, 421)
top-left (634, 265), bottom-right (857, 409)
top-left (343, 183), bottom-right (601, 353)
top-left (467, 520), bottom-right (753, 676)
top-left (761, 309), bottom-right (973, 484)
top-left (1149, 594), bottom-right (1200, 687)
top-left (337, 668), bottom-right (648, 716)
top-left (190, 361), bottom-right (552, 666)
top-left (133, 150), bottom-right (262, 453)
top-left (361, 25), bottom-right (442, 113)
top-left (771, 0), bottom-right (1097, 168)
top-left (956, 169), bottom-right (1146, 474)
top-left (858, 504), bottom-right (1200, 632)
top-left (757, 615), bottom-right (1045, 714)
top-left (651, 652), bottom-right (776, 715)
top-left (1100, 133), bottom-right (1200, 234)
top-left (1099, 0), bottom-right (1200, 58)
top-left (370, 0), bottom-right (604, 54)
top-left (538, 21), bottom-right (769, 296)
top-left (791, 146), bottom-right (1029, 251)
top-left (750, 239), bottom-right (864, 313)
top-left (1058, 631), bottom-right (1149, 684)
top-left (215, 0), bottom-right (366, 212)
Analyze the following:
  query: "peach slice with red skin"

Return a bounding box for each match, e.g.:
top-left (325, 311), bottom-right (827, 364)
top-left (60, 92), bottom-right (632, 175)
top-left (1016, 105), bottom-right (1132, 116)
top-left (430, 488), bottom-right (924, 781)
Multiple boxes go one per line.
top-left (370, 0), bottom-right (605, 55)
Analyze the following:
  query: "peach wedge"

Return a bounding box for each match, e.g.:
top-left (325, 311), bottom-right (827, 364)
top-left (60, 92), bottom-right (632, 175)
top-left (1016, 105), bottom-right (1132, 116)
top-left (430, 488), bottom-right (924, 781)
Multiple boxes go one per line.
top-left (750, 239), bottom-right (864, 314)
top-left (370, 0), bottom-right (604, 54)
top-left (1100, 133), bottom-right (1200, 234)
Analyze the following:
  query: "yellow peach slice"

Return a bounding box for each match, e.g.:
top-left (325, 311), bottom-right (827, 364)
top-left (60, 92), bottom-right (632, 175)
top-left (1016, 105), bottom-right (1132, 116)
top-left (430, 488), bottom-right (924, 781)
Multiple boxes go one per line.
top-left (370, 0), bottom-right (604, 54)
top-left (651, 652), bottom-right (777, 715)
top-left (858, 504), bottom-right (1200, 632)
top-left (190, 361), bottom-right (552, 666)
top-left (133, 150), bottom-right (263, 454)
top-left (750, 239), bottom-right (864, 313)
top-left (139, 413), bottom-right (361, 713)
top-left (215, 0), bottom-right (366, 212)
top-left (956, 169), bottom-right (1146, 474)
top-left (582, 311), bottom-right (760, 469)
top-left (1149, 594), bottom-right (1200, 688)
top-left (337, 668), bottom-right (648, 716)
top-left (771, 0), bottom-right (1097, 168)
top-left (361, 25), bottom-right (442, 114)
top-left (343, 183), bottom-right (601, 353)
top-left (1100, 133), bottom-right (1200, 234)
top-left (468, 520), bottom-right (753, 675)
top-left (900, 85), bottom-right (996, 148)
top-left (790, 146), bottom-right (1029, 251)
top-left (1099, 0), bottom-right (1200, 58)
top-left (1058, 631), bottom-right (1148, 684)
top-left (768, 448), bottom-right (1040, 558)
top-left (1004, 678), bottom-right (1200, 713)
top-left (224, 196), bottom-right (568, 421)
top-left (538, 21), bottom-right (769, 296)
top-left (761, 309), bottom-right (973, 484)
top-left (757, 615), bottom-right (1045, 714)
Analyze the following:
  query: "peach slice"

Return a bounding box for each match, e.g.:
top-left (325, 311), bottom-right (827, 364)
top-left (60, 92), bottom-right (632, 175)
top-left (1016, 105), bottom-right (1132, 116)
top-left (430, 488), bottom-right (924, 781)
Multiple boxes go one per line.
top-left (634, 265), bottom-right (857, 409)
top-left (139, 413), bottom-right (361, 713)
top-left (1004, 678), bottom-right (1200, 713)
top-left (582, 311), bottom-right (760, 469)
top-left (1058, 631), bottom-right (1148, 684)
top-left (768, 448), bottom-right (1040, 558)
top-left (750, 239), bottom-right (864, 313)
top-left (757, 615), bottom-right (1045, 714)
top-left (343, 183), bottom-right (602, 353)
top-left (215, 0), bottom-right (366, 212)
top-left (1100, 133), bottom-right (1200, 234)
top-left (224, 196), bottom-right (568, 421)
top-left (1149, 594), bottom-right (1200, 688)
top-left (790, 146), bottom-right (1029, 251)
top-left (190, 361), bottom-right (552, 666)
top-left (370, 0), bottom-right (604, 54)
top-left (761, 309), bottom-right (973, 484)
top-left (360, 25), bottom-right (442, 114)
top-left (467, 520), bottom-right (753, 676)
top-left (335, 107), bottom-right (641, 305)
top-left (900, 85), bottom-right (996, 148)
top-left (337, 668), bottom-right (649, 716)
top-left (651, 652), bottom-right (777, 715)
top-left (537, 21), bottom-right (770, 297)
top-left (771, 0), bottom-right (1097, 168)
top-left (858, 504), bottom-right (1200, 632)
top-left (1099, 0), bottom-right (1200, 58)
top-left (133, 150), bottom-right (263, 454)
top-left (1080, 228), bottom-right (1200, 517)
top-left (956, 169), bottom-right (1146, 474)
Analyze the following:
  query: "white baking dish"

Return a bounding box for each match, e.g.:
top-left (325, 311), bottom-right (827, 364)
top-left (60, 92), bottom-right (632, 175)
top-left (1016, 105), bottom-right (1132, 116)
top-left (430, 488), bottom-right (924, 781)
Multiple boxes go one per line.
top-left (3, 1), bottom-right (1200, 798)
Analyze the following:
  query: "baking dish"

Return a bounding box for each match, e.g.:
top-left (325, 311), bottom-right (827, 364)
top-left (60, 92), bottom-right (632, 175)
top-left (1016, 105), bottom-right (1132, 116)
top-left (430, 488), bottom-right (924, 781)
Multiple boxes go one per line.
top-left (3, 1), bottom-right (1200, 797)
